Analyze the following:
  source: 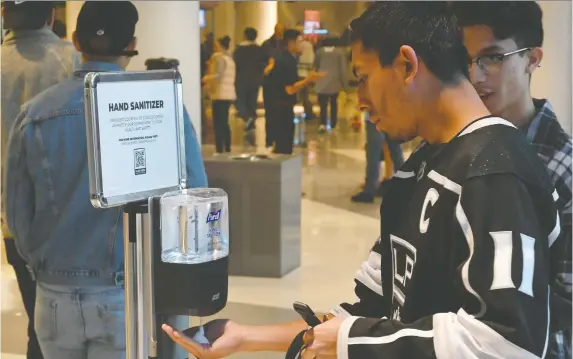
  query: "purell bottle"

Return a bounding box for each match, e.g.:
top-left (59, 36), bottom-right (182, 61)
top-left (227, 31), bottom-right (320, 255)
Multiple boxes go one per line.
top-left (160, 188), bottom-right (229, 264)
top-left (154, 188), bottom-right (229, 317)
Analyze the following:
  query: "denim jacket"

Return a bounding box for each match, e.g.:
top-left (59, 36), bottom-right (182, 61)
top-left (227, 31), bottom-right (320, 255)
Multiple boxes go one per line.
top-left (1, 28), bottom-right (79, 238)
top-left (4, 61), bottom-right (208, 286)
top-left (1, 28), bottom-right (79, 166)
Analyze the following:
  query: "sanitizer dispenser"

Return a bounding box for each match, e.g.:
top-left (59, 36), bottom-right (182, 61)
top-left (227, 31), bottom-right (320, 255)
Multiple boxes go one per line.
top-left (151, 188), bottom-right (229, 317)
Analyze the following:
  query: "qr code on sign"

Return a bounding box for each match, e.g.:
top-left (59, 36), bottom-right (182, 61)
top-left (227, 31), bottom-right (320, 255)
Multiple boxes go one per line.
top-left (134, 148), bottom-right (146, 175)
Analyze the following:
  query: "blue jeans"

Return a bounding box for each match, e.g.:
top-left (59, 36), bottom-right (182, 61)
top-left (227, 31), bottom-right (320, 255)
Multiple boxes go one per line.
top-left (35, 283), bottom-right (125, 359)
top-left (364, 118), bottom-right (404, 195)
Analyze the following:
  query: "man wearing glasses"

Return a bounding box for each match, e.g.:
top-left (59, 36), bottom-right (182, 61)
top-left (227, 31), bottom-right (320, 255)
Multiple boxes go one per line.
top-left (453, 2), bottom-right (572, 358)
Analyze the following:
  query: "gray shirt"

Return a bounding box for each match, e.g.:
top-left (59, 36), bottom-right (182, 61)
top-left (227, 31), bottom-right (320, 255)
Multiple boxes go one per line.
top-left (1, 28), bottom-right (78, 167)
top-left (314, 46), bottom-right (349, 94)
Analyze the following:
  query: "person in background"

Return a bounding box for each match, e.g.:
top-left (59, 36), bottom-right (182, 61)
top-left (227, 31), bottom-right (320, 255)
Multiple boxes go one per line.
top-left (351, 113), bottom-right (404, 203)
top-left (314, 36), bottom-right (349, 132)
top-left (261, 23), bottom-right (286, 69)
top-left (4, 2), bottom-right (207, 358)
top-left (261, 23), bottom-right (285, 151)
top-left (264, 29), bottom-right (325, 154)
top-left (200, 32), bottom-right (214, 77)
top-left (233, 27), bottom-right (265, 145)
top-left (203, 35), bottom-right (236, 154)
top-left (1, 2), bottom-right (77, 358)
top-left (452, 2), bottom-right (572, 358)
top-left (295, 24), bottom-right (315, 121)
top-left (200, 32), bottom-right (215, 143)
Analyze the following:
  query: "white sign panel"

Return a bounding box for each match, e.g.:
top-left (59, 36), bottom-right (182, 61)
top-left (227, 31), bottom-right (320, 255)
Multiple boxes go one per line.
top-left (85, 71), bottom-right (186, 208)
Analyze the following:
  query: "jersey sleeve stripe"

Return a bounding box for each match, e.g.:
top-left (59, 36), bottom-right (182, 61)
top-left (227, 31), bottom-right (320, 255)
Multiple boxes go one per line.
top-left (552, 189), bottom-right (559, 202)
top-left (427, 170), bottom-right (462, 195)
top-left (355, 251), bottom-right (383, 296)
top-left (433, 308), bottom-right (545, 359)
top-left (427, 170), bottom-right (487, 317)
top-left (542, 288), bottom-right (551, 359)
top-left (458, 117), bottom-right (516, 137)
top-left (456, 197), bottom-right (487, 318)
top-left (348, 328), bottom-right (434, 346)
top-left (549, 210), bottom-right (561, 247)
top-left (337, 316), bottom-right (360, 359)
top-left (393, 171), bottom-right (415, 179)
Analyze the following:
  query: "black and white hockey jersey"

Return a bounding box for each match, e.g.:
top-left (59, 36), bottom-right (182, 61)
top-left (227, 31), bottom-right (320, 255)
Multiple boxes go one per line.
top-left (331, 117), bottom-right (561, 359)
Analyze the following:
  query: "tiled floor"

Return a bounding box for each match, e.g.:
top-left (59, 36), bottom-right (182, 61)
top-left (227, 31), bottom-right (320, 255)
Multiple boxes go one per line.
top-left (1, 113), bottom-right (407, 358)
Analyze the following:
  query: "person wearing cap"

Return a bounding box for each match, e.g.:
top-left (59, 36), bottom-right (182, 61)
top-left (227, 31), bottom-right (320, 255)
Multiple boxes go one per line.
top-left (3, 2), bottom-right (207, 358)
top-left (1, 1), bottom-right (78, 358)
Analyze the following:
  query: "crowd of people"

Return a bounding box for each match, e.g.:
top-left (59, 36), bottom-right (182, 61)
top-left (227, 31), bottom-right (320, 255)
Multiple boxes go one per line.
top-left (199, 23), bottom-right (356, 155)
top-left (1, 1), bottom-right (571, 359)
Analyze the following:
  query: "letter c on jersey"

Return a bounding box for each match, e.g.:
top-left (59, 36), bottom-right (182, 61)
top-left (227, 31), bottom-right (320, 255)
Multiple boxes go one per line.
top-left (419, 188), bottom-right (440, 234)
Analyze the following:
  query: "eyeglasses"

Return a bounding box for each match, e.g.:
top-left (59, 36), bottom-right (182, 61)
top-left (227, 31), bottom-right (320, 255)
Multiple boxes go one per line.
top-left (468, 47), bottom-right (532, 75)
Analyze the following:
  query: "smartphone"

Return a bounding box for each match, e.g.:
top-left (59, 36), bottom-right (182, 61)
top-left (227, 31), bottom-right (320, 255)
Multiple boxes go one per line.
top-left (293, 301), bottom-right (322, 327)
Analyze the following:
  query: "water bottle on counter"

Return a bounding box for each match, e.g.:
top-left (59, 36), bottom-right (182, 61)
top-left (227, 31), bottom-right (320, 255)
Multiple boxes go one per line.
top-left (160, 188), bottom-right (229, 265)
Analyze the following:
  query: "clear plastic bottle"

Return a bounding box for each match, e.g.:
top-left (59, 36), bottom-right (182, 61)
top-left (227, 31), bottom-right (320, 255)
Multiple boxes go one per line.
top-left (160, 188), bottom-right (229, 264)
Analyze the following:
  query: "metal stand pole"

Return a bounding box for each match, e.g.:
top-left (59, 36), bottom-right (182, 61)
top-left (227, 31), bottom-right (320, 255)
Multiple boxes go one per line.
top-left (126, 201), bottom-right (189, 359)
top-left (125, 202), bottom-right (157, 359)
top-left (124, 210), bottom-right (138, 359)
top-left (143, 208), bottom-right (158, 358)
top-left (135, 212), bottom-right (147, 357)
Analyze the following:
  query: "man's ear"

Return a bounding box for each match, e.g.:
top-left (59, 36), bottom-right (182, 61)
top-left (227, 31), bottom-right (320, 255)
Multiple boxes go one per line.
top-left (71, 31), bottom-right (81, 52)
top-left (398, 45), bottom-right (419, 85)
top-left (527, 47), bottom-right (543, 73)
top-left (127, 36), bottom-right (137, 51)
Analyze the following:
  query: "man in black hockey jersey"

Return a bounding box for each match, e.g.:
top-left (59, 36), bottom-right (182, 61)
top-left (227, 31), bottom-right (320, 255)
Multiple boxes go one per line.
top-left (162, 3), bottom-right (561, 359)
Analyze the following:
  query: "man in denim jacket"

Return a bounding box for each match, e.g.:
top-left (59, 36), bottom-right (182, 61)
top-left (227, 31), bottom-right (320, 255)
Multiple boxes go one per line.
top-left (2, 2), bottom-right (77, 358)
top-left (4, 2), bottom-right (207, 358)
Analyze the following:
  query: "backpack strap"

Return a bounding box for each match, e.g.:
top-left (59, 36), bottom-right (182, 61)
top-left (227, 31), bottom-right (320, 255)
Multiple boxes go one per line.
top-left (285, 330), bottom-right (308, 359)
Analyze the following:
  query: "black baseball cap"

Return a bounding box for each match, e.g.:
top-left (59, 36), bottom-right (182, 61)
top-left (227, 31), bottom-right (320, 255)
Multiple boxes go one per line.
top-left (2, 1), bottom-right (54, 30)
top-left (75, 1), bottom-right (139, 57)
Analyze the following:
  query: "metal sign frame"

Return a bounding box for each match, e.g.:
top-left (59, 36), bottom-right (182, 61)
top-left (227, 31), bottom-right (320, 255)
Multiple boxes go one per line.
top-left (84, 70), bottom-right (187, 208)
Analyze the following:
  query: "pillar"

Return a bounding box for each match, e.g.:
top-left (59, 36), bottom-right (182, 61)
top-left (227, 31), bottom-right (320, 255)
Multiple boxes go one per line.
top-left (531, 1), bottom-right (572, 134)
top-left (128, 1), bottom-right (203, 143)
top-left (212, 1), bottom-right (235, 50)
top-left (65, 0), bottom-right (84, 39)
top-left (235, 1), bottom-right (278, 44)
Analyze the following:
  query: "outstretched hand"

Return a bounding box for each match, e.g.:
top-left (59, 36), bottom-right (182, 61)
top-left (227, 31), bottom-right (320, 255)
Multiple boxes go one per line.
top-left (307, 71), bottom-right (327, 83)
top-left (162, 319), bottom-right (243, 359)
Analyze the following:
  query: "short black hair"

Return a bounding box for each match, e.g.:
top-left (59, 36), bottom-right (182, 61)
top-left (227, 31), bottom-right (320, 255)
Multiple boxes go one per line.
top-left (2, 1), bottom-right (54, 31)
top-left (452, 1), bottom-right (543, 48)
top-left (349, 2), bottom-right (468, 84)
top-left (283, 29), bottom-right (300, 43)
top-left (244, 27), bottom-right (257, 42)
top-left (218, 35), bottom-right (231, 50)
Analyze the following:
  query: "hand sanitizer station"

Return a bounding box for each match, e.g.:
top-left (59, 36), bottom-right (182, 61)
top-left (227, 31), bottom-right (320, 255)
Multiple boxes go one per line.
top-left (84, 70), bottom-right (229, 359)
